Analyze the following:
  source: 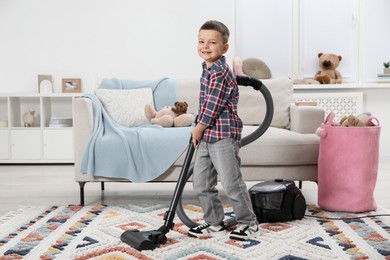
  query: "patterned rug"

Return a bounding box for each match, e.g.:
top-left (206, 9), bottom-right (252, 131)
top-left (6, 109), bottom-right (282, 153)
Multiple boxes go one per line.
top-left (0, 204), bottom-right (389, 260)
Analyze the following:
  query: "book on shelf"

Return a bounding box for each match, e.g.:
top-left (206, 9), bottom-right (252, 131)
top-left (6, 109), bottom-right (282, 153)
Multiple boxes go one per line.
top-left (49, 117), bottom-right (72, 127)
top-left (294, 101), bottom-right (317, 106)
top-left (377, 73), bottom-right (390, 78)
top-left (376, 73), bottom-right (390, 83)
top-left (376, 79), bottom-right (390, 83)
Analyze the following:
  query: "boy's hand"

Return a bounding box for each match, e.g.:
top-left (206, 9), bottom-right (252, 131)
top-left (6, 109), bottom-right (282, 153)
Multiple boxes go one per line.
top-left (192, 123), bottom-right (207, 148)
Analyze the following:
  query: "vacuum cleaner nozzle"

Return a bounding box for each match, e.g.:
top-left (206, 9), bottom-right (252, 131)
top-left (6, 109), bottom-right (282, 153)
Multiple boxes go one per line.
top-left (120, 229), bottom-right (167, 251)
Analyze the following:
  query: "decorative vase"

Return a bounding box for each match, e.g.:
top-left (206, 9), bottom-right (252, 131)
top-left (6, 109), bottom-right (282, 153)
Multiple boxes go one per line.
top-left (384, 68), bottom-right (390, 74)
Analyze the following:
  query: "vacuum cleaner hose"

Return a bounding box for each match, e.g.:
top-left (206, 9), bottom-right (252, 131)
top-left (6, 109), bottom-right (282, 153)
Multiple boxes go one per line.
top-left (237, 76), bottom-right (274, 147)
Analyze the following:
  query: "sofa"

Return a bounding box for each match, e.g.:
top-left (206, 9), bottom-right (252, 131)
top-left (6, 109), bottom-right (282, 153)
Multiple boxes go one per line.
top-left (73, 78), bottom-right (325, 205)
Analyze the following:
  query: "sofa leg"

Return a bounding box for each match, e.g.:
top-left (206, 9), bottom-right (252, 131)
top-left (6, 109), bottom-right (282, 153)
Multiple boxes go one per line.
top-left (298, 181), bottom-right (302, 189)
top-left (101, 182), bottom-right (105, 191)
top-left (79, 182), bottom-right (86, 206)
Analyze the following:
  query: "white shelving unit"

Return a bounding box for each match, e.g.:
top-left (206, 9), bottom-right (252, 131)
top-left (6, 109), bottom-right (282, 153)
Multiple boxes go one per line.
top-left (0, 93), bottom-right (81, 163)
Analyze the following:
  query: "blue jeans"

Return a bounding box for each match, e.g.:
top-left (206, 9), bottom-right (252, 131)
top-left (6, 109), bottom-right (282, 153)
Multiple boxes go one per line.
top-left (193, 138), bottom-right (258, 226)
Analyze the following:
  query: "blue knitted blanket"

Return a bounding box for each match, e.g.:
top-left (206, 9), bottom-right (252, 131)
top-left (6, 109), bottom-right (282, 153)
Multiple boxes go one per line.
top-left (80, 78), bottom-right (193, 182)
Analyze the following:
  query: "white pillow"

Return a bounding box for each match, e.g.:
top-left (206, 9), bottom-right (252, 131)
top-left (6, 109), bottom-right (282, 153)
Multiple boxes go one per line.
top-left (95, 88), bottom-right (153, 127)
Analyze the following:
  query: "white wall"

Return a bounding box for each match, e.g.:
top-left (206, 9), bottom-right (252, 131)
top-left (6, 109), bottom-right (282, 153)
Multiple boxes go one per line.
top-left (0, 0), bottom-right (235, 93)
top-left (3, 0), bottom-right (389, 94)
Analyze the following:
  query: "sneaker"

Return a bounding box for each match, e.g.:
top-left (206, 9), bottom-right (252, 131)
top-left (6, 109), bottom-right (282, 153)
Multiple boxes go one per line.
top-left (188, 222), bottom-right (225, 237)
top-left (229, 224), bottom-right (259, 241)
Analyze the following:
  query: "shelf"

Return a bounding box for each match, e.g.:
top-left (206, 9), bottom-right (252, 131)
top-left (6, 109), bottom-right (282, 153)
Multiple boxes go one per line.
top-left (42, 126), bottom-right (73, 129)
top-left (1, 93), bottom-right (83, 97)
top-left (0, 93), bottom-right (81, 163)
top-left (0, 97), bottom-right (8, 129)
top-left (42, 97), bottom-right (73, 127)
top-left (0, 97), bottom-right (7, 121)
top-left (9, 97), bottom-right (41, 127)
top-left (294, 82), bottom-right (390, 90)
top-left (10, 127), bottom-right (41, 130)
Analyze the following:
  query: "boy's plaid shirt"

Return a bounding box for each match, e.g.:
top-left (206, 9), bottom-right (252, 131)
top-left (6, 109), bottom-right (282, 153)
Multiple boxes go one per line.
top-left (197, 56), bottom-right (243, 143)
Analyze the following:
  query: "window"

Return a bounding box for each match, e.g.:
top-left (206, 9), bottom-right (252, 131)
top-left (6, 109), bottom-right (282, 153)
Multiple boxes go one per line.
top-left (302, 0), bottom-right (355, 81)
top-left (235, 0), bottom-right (292, 78)
top-left (364, 0), bottom-right (390, 82)
top-left (235, 0), bottom-right (390, 83)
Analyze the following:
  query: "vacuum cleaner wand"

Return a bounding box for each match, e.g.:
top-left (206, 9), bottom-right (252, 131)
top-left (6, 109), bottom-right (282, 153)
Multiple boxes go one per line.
top-left (121, 134), bottom-right (196, 251)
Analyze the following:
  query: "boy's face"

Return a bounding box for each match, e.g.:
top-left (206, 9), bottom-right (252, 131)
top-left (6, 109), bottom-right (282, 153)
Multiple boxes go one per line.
top-left (198, 29), bottom-right (228, 68)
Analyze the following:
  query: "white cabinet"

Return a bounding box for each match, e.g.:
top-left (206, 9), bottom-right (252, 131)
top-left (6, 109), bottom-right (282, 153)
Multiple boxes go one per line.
top-left (43, 129), bottom-right (73, 160)
top-left (0, 93), bottom-right (81, 163)
top-left (10, 129), bottom-right (41, 160)
top-left (0, 129), bottom-right (9, 159)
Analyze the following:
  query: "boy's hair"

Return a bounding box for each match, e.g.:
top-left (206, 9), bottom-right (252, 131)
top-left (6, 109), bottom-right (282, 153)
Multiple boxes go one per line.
top-left (199, 20), bottom-right (229, 44)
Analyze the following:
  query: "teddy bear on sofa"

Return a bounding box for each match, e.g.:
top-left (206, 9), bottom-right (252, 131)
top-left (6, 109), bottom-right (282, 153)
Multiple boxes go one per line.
top-left (314, 53), bottom-right (343, 84)
top-left (144, 101), bottom-right (195, 127)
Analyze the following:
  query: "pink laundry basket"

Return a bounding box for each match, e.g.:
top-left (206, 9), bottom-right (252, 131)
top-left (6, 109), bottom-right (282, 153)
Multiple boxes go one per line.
top-left (317, 112), bottom-right (381, 213)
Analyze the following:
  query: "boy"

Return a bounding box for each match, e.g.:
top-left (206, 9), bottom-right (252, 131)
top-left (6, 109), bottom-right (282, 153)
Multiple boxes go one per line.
top-left (188, 20), bottom-right (259, 241)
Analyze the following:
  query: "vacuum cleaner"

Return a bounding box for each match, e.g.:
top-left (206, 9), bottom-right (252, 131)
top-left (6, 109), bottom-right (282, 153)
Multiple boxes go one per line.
top-left (121, 75), bottom-right (274, 250)
top-left (249, 179), bottom-right (306, 223)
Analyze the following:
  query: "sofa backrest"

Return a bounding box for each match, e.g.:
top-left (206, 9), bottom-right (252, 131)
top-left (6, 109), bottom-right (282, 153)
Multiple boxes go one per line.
top-left (175, 79), bottom-right (200, 116)
top-left (176, 78), bottom-right (293, 129)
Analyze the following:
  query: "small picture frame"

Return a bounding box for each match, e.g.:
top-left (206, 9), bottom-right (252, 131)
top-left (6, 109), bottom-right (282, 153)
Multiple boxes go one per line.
top-left (62, 78), bottom-right (81, 93)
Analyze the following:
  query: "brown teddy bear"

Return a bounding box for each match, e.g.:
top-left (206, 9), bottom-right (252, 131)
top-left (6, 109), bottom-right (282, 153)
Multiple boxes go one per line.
top-left (339, 113), bottom-right (373, 127)
top-left (144, 101), bottom-right (195, 127)
top-left (339, 115), bottom-right (366, 127)
top-left (314, 53), bottom-right (343, 84)
top-left (172, 101), bottom-right (189, 116)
